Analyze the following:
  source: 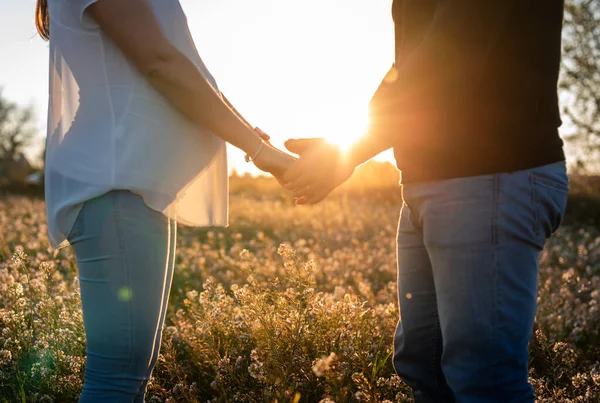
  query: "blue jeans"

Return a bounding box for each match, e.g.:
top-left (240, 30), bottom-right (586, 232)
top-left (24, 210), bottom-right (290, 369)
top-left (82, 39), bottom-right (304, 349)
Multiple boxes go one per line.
top-left (393, 162), bottom-right (569, 403)
top-left (67, 190), bottom-right (177, 403)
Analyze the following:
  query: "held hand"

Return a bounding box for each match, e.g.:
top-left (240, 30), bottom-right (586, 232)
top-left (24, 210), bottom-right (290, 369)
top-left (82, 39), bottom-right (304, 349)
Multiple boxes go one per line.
top-left (253, 143), bottom-right (296, 183)
top-left (282, 140), bottom-right (355, 205)
top-left (284, 138), bottom-right (327, 156)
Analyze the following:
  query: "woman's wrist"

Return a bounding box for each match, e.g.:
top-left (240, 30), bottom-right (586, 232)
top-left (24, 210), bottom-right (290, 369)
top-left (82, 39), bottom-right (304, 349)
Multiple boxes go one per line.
top-left (242, 129), bottom-right (264, 156)
top-left (245, 139), bottom-right (265, 163)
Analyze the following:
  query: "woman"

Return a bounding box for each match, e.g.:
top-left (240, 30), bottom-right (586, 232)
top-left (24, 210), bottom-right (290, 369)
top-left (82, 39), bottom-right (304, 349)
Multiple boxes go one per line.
top-left (35, 0), bottom-right (294, 401)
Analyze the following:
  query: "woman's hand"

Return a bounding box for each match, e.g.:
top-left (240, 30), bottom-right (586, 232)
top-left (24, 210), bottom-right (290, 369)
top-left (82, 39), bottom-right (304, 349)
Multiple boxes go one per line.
top-left (252, 143), bottom-right (296, 182)
top-left (282, 139), bottom-right (355, 205)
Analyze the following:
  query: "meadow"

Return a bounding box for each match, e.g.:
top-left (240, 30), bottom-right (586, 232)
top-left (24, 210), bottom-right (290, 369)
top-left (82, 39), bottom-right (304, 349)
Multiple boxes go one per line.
top-left (0, 174), bottom-right (598, 402)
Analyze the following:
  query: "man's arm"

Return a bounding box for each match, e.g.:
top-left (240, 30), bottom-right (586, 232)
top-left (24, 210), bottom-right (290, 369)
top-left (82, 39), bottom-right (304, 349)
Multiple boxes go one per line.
top-left (283, 0), bottom-right (518, 203)
top-left (342, 65), bottom-right (399, 168)
top-left (340, 0), bottom-right (404, 168)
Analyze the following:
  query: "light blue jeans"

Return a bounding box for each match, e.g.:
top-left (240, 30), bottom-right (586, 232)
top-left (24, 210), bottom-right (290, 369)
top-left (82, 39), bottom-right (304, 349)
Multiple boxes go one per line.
top-left (394, 162), bottom-right (569, 403)
top-left (67, 190), bottom-right (177, 403)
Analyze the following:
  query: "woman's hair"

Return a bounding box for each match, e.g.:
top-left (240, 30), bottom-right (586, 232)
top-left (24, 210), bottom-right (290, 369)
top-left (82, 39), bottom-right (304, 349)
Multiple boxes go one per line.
top-left (36, 0), bottom-right (50, 40)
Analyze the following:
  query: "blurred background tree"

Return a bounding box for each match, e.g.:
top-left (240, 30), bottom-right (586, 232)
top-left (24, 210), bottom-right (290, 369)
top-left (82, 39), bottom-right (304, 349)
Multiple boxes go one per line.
top-left (561, 0), bottom-right (600, 171)
top-left (0, 89), bottom-right (36, 185)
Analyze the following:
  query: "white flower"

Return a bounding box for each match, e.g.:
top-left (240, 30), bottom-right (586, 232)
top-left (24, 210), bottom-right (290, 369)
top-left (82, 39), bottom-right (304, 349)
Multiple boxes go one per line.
top-left (312, 352), bottom-right (337, 377)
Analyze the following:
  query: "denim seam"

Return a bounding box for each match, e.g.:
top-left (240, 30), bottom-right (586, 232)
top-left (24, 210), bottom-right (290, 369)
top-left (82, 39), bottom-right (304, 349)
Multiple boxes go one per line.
top-left (113, 191), bottom-right (134, 399)
top-left (431, 309), bottom-right (442, 394)
top-left (530, 174), bottom-right (541, 241)
top-left (147, 218), bottom-right (173, 381)
top-left (492, 175), bottom-right (499, 247)
top-left (419, 197), bottom-right (441, 396)
top-left (77, 204), bottom-right (85, 239)
top-left (492, 174), bottom-right (500, 360)
top-left (530, 173), bottom-right (570, 192)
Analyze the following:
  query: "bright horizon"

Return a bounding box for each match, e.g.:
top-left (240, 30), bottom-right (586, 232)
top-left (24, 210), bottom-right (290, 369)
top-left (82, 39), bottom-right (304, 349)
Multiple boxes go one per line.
top-left (0, 0), bottom-right (396, 175)
top-left (1, 1), bottom-right (587, 176)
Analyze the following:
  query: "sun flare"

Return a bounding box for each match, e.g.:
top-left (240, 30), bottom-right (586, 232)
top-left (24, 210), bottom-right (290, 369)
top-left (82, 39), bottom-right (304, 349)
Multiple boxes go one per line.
top-left (309, 104), bottom-right (370, 152)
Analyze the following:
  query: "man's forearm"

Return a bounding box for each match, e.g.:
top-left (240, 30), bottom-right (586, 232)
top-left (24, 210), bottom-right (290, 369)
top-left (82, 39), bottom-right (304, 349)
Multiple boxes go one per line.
top-left (345, 129), bottom-right (393, 169)
top-left (340, 66), bottom-right (397, 169)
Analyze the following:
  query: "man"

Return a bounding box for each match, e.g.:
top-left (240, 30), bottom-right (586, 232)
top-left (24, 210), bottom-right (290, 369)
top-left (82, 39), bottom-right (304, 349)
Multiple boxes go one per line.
top-left (283, 1), bottom-right (569, 402)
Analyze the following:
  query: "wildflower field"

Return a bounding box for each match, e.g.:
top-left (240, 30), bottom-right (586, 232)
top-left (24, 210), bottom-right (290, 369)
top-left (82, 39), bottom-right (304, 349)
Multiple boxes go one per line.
top-left (0, 176), bottom-right (598, 402)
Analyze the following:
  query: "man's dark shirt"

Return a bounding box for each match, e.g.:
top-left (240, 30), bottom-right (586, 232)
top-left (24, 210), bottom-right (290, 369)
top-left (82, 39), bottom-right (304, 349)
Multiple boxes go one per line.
top-left (379, 0), bottom-right (565, 183)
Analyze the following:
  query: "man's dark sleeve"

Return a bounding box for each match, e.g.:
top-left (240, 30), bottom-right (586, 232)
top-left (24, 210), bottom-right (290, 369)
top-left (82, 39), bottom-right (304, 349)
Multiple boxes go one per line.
top-left (367, 0), bottom-right (519, 149)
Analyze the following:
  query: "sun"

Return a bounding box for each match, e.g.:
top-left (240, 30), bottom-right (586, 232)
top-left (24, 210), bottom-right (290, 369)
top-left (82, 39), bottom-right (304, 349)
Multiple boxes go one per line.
top-left (309, 104), bottom-right (370, 152)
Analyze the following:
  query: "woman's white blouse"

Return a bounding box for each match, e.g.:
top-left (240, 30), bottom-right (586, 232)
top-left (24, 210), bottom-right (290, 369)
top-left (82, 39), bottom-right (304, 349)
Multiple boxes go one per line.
top-left (45, 0), bottom-right (229, 249)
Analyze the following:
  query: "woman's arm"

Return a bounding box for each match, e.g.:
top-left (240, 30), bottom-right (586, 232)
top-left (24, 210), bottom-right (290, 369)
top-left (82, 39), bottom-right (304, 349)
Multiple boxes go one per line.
top-left (87, 0), bottom-right (293, 175)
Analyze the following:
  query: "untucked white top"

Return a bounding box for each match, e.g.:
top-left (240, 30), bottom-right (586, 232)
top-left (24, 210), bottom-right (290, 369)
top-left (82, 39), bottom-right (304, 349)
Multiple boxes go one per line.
top-left (45, 0), bottom-right (228, 250)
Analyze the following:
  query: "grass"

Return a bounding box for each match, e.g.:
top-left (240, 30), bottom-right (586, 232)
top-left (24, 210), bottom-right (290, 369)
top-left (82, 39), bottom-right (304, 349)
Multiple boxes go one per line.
top-left (0, 173), bottom-right (598, 402)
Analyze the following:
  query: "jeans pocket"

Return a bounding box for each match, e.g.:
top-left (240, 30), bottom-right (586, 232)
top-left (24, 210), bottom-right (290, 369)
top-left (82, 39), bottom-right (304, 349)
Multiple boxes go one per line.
top-left (530, 162), bottom-right (570, 192)
top-left (531, 171), bottom-right (569, 241)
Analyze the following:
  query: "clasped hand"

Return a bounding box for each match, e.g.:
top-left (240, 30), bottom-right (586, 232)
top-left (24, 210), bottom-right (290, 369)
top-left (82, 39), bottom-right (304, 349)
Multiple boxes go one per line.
top-left (282, 138), bottom-right (354, 205)
top-left (252, 130), bottom-right (354, 205)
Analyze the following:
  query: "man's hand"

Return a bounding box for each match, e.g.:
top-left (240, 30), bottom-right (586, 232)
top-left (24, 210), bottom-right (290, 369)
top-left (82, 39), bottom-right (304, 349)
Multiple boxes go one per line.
top-left (284, 138), bottom-right (328, 155)
top-left (283, 138), bottom-right (355, 205)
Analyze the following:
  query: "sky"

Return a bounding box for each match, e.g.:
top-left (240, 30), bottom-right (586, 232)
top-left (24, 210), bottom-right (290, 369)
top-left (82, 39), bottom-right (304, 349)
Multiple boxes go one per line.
top-left (0, 0), bottom-right (396, 174)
